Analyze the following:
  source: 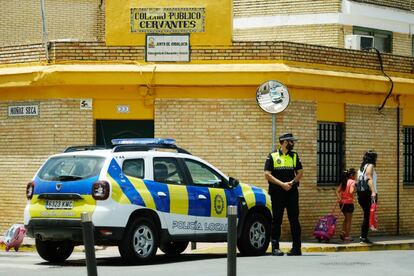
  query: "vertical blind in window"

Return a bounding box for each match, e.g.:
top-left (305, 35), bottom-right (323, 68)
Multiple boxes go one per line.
top-left (317, 122), bottom-right (344, 185)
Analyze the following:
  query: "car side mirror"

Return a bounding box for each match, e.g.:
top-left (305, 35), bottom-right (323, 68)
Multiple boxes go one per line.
top-left (227, 177), bottom-right (240, 189)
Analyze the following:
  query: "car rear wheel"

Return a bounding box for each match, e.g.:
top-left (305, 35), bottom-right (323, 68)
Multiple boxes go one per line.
top-left (159, 241), bottom-right (189, 255)
top-left (35, 239), bottom-right (74, 263)
top-left (237, 212), bottom-right (270, 256)
top-left (118, 217), bottom-right (159, 264)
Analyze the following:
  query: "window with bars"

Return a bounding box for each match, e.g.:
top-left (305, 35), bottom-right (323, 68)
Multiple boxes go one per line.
top-left (317, 122), bottom-right (344, 186)
top-left (404, 127), bottom-right (414, 185)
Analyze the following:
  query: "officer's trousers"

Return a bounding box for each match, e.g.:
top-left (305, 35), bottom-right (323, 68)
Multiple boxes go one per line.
top-left (270, 188), bottom-right (301, 251)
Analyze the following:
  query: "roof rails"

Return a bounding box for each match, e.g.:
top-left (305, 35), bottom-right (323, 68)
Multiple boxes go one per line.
top-left (111, 138), bottom-right (191, 155)
top-left (63, 145), bottom-right (106, 153)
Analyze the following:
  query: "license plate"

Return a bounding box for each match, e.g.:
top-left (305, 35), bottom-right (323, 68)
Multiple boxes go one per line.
top-left (45, 200), bottom-right (74, 209)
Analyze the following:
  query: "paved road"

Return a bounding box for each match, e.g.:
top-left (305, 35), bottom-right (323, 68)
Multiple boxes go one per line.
top-left (1, 249), bottom-right (413, 276)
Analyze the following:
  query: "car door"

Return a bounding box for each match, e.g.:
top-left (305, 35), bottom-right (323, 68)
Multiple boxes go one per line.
top-left (182, 158), bottom-right (234, 238)
top-left (152, 157), bottom-right (197, 237)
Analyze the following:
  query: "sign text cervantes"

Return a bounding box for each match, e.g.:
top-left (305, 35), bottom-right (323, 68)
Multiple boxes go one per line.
top-left (131, 7), bottom-right (205, 33)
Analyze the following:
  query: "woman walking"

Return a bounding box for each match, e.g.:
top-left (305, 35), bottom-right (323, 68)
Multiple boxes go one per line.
top-left (357, 150), bottom-right (378, 244)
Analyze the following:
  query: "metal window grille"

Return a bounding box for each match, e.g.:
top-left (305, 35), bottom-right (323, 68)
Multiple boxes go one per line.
top-left (317, 122), bottom-right (344, 185)
top-left (404, 127), bottom-right (414, 184)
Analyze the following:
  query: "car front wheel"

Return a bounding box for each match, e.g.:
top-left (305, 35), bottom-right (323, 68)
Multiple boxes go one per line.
top-left (237, 212), bottom-right (270, 256)
top-left (118, 217), bottom-right (159, 264)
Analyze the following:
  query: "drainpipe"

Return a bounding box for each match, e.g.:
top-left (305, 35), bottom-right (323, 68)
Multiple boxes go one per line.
top-left (40, 0), bottom-right (49, 62)
top-left (396, 95), bottom-right (400, 235)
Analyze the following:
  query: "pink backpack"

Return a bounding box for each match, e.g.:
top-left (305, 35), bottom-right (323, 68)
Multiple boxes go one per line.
top-left (313, 214), bottom-right (337, 242)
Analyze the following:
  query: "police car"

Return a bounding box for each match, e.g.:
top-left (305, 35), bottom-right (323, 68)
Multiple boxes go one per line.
top-left (24, 138), bottom-right (272, 264)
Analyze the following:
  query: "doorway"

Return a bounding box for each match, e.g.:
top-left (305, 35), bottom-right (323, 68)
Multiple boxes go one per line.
top-left (96, 120), bottom-right (154, 147)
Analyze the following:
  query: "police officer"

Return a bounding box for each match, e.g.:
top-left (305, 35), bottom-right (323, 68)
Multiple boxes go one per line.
top-left (264, 133), bottom-right (303, 256)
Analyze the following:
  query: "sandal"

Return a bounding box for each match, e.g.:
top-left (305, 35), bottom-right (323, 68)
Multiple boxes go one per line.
top-left (344, 236), bottom-right (353, 243)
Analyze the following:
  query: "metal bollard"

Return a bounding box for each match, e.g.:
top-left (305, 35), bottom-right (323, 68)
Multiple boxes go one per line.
top-left (81, 212), bottom-right (98, 276)
top-left (227, 205), bottom-right (237, 276)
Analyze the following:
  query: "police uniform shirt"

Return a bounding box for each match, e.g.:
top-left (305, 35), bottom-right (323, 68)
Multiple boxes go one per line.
top-left (264, 149), bottom-right (303, 194)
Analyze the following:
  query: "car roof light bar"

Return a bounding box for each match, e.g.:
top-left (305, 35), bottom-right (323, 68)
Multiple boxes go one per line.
top-left (111, 138), bottom-right (191, 155)
top-left (111, 138), bottom-right (176, 146)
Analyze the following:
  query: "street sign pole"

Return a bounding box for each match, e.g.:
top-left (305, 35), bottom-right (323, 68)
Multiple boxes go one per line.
top-left (272, 113), bottom-right (276, 152)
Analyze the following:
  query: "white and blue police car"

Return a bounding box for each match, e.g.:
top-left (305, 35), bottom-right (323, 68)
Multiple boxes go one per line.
top-left (24, 138), bottom-right (272, 264)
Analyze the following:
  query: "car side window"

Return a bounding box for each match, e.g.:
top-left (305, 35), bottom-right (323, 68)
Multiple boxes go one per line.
top-left (184, 159), bottom-right (223, 188)
top-left (153, 158), bottom-right (184, 184)
top-left (122, 159), bottom-right (144, 179)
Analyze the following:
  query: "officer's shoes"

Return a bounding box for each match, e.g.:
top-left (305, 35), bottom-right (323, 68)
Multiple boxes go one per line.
top-left (286, 249), bottom-right (302, 256)
top-left (272, 249), bottom-right (284, 256)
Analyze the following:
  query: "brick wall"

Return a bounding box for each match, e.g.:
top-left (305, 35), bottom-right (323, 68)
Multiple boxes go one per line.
top-left (154, 98), bottom-right (323, 240)
top-left (1, 41), bottom-right (412, 75)
top-left (155, 98), bottom-right (414, 239)
top-left (97, 0), bottom-right (105, 42)
top-left (233, 24), bottom-right (344, 48)
top-left (393, 32), bottom-right (413, 57)
top-left (233, 0), bottom-right (341, 16)
top-left (345, 105), bottom-right (400, 235)
top-left (0, 96), bottom-right (413, 237)
top-left (0, 44), bottom-right (47, 64)
top-left (350, 0), bottom-right (414, 11)
top-left (155, 98), bottom-right (271, 185)
top-left (399, 109), bottom-right (414, 233)
top-left (0, 0), bottom-right (100, 47)
top-left (0, 99), bottom-right (93, 232)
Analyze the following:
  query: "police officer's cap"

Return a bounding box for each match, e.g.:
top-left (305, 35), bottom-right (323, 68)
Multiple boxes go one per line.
top-left (279, 133), bottom-right (297, 141)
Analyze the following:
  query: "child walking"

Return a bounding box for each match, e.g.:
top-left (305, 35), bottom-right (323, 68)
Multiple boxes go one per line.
top-left (336, 168), bottom-right (357, 243)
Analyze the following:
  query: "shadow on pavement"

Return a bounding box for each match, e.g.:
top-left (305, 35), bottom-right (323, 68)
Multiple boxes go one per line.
top-left (36, 252), bottom-right (228, 267)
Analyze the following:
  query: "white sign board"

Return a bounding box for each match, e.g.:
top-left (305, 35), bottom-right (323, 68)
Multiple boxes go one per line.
top-left (117, 105), bottom-right (130, 113)
top-left (8, 105), bottom-right (39, 117)
top-left (146, 34), bottom-right (190, 62)
top-left (80, 99), bottom-right (93, 110)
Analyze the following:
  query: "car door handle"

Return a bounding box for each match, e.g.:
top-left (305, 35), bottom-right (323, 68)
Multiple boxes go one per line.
top-left (157, 191), bottom-right (167, 197)
top-left (198, 194), bottom-right (207, 200)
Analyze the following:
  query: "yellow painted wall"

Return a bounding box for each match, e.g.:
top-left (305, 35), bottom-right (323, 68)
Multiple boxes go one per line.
top-left (0, 86), bottom-right (153, 120)
top-left (0, 83), bottom-right (403, 122)
top-left (400, 95), bottom-right (414, 126)
top-left (403, 107), bottom-right (414, 126)
top-left (106, 0), bottom-right (232, 46)
top-left (317, 102), bottom-right (344, 122)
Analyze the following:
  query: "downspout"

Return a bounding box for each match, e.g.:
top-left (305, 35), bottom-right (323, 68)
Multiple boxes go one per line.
top-left (40, 0), bottom-right (50, 62)
top-left (396, 95), bottom-right (400, 235)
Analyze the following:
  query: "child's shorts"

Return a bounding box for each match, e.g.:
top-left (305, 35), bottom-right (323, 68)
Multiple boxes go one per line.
top-left (339, 203), bottom-right (354, 214)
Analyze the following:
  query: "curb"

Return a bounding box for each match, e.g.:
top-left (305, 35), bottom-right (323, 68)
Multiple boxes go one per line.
top-left (302, 242), bottom-right (414, 253)
top-left (189, 242), bottom-right (414, 254)
top-left (2, 241), bottom-right (414, 254)
top-left (0, 243), bottom-right (35, 252)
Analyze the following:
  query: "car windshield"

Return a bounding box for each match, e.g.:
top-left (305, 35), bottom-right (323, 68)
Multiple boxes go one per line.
top-left (37, 156), bottom-right (105, 181)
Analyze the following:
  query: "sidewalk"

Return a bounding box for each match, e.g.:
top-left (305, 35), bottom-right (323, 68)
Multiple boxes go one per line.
top-left (188, 235), bottom-right (414, 254)
top-left (1, 235), bottom-right (414, 254)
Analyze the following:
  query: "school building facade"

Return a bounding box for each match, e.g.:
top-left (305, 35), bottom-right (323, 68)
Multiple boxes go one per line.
top-left (0, 0), bottom-right (413, 240)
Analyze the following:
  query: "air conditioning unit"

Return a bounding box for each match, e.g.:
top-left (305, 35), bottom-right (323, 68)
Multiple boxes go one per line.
top-left (345, 35), bottom-right (374, 50)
